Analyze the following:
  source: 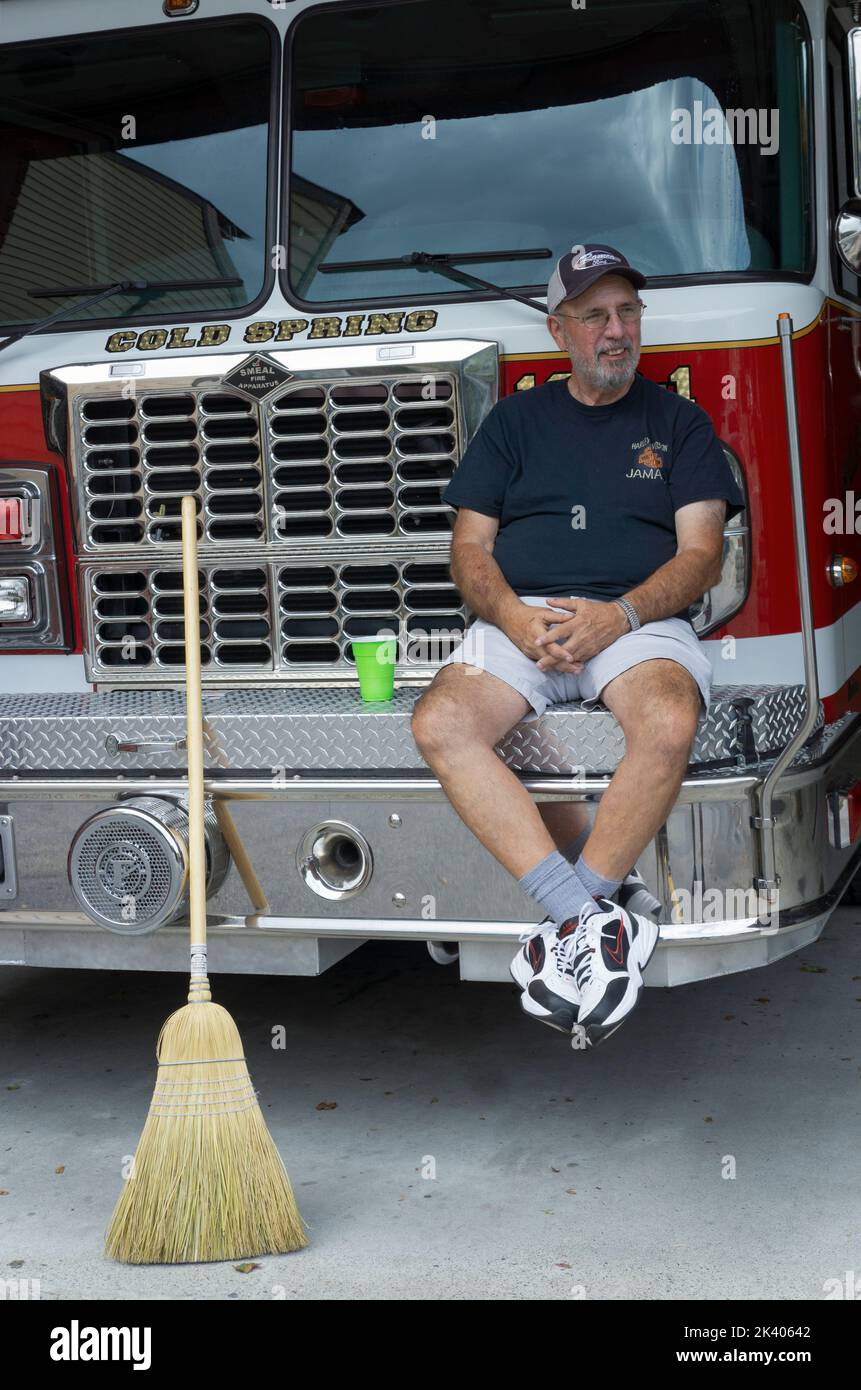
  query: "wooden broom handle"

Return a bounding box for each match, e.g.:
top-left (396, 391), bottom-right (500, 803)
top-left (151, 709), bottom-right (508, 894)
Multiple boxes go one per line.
top-left (181, 495), bottom-right (208, 952)
top-left (214, 800), bottom-right (269, 913)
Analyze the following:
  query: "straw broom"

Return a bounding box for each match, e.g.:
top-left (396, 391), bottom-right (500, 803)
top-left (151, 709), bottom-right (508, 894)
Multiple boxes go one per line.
top-left (105, 494), bottom-right (309, 1263)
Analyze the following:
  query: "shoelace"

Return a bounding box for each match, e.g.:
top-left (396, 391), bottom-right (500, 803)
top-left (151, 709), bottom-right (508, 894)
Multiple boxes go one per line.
top-left (517, 917), bottom-right (553, 946)
top-left (554, 903), bottom-right (600, 990)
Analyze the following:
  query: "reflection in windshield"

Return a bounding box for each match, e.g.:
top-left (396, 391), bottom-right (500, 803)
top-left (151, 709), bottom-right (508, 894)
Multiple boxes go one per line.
top-left (290, 0), bottom-right (810, 304)
top-left (122, 126), bottom-right (268, 299)
top-left (0, 20), bottom-right (271, 327)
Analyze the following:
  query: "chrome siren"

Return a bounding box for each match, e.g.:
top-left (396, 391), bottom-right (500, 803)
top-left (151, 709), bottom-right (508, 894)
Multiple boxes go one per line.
top-left (68, 795), bottom-right (230, 933)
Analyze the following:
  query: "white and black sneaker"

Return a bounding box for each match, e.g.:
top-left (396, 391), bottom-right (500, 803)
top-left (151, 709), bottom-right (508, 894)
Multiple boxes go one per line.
top-left (570, 897), bottom-right (660, 1047)
top-left (509, 902), bottom-right (601, 1035)
top-left (509, 915), bottom-right (555, 991)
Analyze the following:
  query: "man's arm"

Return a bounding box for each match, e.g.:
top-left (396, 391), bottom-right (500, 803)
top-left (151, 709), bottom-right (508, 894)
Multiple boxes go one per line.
top-left (449, 508), bottom-right (521, 628)
top-left (449, 508), bottom-right (588, 667)
top-left (616, 497), bottom-right (727, 625)
top-left (533, 498), bottom-right (727, 670)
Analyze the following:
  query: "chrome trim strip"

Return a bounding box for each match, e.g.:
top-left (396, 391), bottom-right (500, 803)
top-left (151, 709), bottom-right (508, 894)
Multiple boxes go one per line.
top-left (0, 907), bottom-right (813, 949)
top-left (0, 771), bottom-right (789, 802)
top-left (0, 816), bottom-right (18, 900)
top-left (753, 317), bottom-right (823, 897)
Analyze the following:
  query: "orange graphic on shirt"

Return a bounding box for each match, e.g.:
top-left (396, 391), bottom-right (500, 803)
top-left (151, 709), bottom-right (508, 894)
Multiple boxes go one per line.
top-left (637, 446), bottom-right (662, 469)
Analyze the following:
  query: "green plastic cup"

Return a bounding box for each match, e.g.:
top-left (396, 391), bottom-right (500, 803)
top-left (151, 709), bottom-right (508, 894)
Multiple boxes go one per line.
top-left (352, 632), bottom-right (397, 702)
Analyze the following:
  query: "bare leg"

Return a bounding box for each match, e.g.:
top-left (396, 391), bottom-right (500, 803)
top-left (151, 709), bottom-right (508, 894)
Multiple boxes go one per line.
top-left (578, 659), bottom-right (701, 880)
top-left (411, 664), bottom-right (558, 878)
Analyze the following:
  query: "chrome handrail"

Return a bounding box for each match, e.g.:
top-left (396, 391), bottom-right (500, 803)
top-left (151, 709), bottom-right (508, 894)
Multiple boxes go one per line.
top-left (751, 313), bottom-right (822, 912)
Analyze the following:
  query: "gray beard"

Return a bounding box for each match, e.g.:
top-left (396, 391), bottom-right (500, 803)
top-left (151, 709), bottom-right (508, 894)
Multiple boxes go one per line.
top-left (568, 340), bottom-right (641, 392)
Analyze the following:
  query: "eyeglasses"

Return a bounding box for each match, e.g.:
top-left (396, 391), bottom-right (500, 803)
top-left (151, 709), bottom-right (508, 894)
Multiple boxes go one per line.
top-left (554, 301), bottom-right (646, 331)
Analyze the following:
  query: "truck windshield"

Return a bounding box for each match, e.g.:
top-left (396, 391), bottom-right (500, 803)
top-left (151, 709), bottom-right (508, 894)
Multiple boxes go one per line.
top-left (0, 18), bottom-right (273, 330)
top-left (288, 0), bottom-right (811, 305)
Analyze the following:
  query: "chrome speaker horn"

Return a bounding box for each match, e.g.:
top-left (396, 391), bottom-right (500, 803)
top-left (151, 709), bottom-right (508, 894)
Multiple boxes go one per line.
top-left (68, 795), bottom-right (229, 933)
top-left (297, 820), bottom-right (373, 900)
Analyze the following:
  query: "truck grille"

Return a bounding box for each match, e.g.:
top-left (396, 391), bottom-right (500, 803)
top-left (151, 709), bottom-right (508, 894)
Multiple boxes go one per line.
top-left (58, 340), bottom-right (499, 684)
top-left (85, 558), bottom-right (467, 677)
top-left (88, 564), bottom-right (273, 671)
top-left (79, 392), bottom-right (265, 546)
top-left (76, 377), bottom-right (457, 549)
top-left (270, 378), bottom-right (456, 539)
top-left (278, 558), bottom-right (465, 666)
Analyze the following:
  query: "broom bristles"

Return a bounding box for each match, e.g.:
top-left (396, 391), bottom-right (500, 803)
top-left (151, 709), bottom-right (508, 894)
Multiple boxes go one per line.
top-left (105, 1000), bottom-right (309, 1264)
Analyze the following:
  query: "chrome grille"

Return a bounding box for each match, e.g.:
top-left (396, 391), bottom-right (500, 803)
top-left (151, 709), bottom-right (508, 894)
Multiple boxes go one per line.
top-left (78, 391), bottom-right (265, 547)
top-left (84, 558), bottom-right (467, 679)
top-left (54, 339), bottom-right (500, 685)
top-left (278, 559), bottom-right (467, 666)
top-left (267, 377), bottom-right (456, 539)
top-left (77, 376), bottom-right (459, 551)
top-left (87, 564), bottom-right (273, 673)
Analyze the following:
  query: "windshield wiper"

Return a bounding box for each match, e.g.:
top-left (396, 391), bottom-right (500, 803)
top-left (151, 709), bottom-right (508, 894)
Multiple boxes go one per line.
top-left (318, 247), bottom-right (552, 315)
top-left (0, 276), bottom-right (243, 353)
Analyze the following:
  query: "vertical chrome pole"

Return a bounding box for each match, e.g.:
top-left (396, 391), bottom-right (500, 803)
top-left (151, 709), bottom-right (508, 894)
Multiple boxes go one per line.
top-left (751, 314), bottom-right (822, 917)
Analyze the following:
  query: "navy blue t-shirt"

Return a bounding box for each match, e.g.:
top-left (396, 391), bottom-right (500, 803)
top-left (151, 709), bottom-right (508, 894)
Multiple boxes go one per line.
top-left (442, 374), bottom-right (745, 622)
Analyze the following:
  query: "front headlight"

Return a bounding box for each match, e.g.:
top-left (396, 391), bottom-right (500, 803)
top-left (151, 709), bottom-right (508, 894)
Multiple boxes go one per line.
top-left (688, 443), bottom-right (750, 636)
top-left (0, 575), bottom-right (31, 621)
top-left (0, 467), bottom-right (69, 650)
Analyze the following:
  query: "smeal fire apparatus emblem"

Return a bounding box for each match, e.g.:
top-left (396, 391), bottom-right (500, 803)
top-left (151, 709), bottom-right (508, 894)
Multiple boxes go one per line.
top-left (221, 353), bottom-right (293, 402)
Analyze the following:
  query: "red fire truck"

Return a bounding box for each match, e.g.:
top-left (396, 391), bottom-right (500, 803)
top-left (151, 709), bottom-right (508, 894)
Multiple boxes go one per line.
top-left (1, 0), bottom-right (860, 991)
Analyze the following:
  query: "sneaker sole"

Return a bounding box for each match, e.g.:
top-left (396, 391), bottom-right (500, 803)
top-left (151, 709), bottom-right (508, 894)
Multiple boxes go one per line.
top-left (579, 1018), bottom-right (625, 1049)
top-left (510, 952), bottom-right (581, 1035)
top-left (519, 986), bottom-right (579, 1034)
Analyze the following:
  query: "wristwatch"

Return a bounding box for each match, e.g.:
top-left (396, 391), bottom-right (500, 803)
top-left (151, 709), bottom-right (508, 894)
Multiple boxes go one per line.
top-left (613, 597), bottom-right (641, 632)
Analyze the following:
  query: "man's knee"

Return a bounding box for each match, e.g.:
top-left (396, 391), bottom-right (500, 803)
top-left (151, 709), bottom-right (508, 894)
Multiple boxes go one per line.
top-left (411, 666), bottom-right (508, 760)
top-left (411, 674), bottom-right (472, 760)
top-left (411, 691), bottom-right (442, 759)
top-left (654, 695), bottom-right (700, 760)
top-left (631, 693), bottom-right (700, 763)
top-left (609, 663), bottom-right (701, 763)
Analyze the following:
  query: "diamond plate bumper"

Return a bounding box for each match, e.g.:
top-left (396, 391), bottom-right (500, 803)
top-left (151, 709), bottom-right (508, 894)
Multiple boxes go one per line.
top-left (0, 682), bottom-right (824, 776)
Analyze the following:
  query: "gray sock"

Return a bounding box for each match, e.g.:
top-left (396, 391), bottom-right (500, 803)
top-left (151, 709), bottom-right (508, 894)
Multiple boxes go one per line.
top-left (574, 851), bottom-right (622, 905)
top-left (519, 850), bottom-right (597, 925)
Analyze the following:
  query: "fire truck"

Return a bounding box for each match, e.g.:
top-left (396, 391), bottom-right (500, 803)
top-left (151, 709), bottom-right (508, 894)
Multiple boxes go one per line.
top-left (1, 0), bottom-right (860, 992)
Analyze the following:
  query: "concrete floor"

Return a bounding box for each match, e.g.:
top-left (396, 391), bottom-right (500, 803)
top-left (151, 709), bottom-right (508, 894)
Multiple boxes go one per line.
top-left (1, 904), bottom-right (860, 1301)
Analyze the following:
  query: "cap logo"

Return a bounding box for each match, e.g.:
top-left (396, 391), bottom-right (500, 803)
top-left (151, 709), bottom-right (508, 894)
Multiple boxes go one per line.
top-left (570, 249), bottom-right (622, 271)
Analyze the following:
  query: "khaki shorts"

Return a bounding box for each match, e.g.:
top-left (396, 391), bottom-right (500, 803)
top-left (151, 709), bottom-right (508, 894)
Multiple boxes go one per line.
top-left (439, 595), bottom-right (713, 723)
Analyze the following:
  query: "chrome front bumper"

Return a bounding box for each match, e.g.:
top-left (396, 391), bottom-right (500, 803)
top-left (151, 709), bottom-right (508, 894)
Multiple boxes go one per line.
top-left (0, 685), bottom-right (858, 985)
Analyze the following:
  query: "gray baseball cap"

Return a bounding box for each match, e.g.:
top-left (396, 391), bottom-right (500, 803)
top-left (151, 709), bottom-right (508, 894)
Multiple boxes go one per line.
top-left (547, 243), bottom-right (646, 315)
